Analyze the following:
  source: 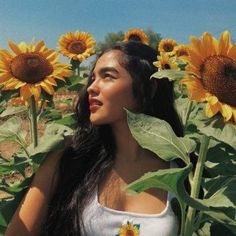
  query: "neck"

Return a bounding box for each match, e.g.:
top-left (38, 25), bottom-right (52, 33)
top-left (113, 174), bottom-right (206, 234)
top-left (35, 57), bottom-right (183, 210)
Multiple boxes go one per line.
top-left (111, 121), bottom-right (143, 162)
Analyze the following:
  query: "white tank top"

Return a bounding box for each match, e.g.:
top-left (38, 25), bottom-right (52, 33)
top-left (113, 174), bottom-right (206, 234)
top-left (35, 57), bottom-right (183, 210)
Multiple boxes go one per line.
top-left (81, 188), bottom-right (179, 236)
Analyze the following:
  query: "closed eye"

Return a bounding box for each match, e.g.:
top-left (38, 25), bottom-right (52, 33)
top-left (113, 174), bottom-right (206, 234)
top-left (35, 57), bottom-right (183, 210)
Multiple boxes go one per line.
top-left (103, 73), bottom-right (116, 79)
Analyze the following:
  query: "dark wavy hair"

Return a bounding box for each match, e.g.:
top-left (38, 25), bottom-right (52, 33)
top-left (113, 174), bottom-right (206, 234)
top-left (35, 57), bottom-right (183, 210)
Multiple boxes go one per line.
top-left (41, 41), bottom-right (183, 236)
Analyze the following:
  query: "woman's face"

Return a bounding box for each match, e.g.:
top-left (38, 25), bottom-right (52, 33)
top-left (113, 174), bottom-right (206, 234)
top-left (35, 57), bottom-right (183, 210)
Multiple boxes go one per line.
top-left (87, 50), bottom-right (138, 126)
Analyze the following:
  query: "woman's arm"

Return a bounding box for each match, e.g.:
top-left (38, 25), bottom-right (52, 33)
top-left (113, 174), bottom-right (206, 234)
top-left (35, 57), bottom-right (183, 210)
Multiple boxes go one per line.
top-left (4, 148), bottom-right (64, 236)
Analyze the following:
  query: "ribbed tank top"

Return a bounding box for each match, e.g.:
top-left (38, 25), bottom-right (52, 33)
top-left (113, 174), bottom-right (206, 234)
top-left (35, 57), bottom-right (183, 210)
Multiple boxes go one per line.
top-left (81, 188), bottom-right (179, 236)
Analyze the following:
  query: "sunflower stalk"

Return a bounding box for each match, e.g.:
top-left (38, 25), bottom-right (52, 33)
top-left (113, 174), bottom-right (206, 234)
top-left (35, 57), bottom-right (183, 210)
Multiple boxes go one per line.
top-left (183, 135), bottom-right (210, 235)
top-left (29, 96), bottom-right (38, 148)
top-left (15, 135), bottom-right (30, 158)
top-left (183, 100), bottom-right (193, 128)
top-left (71, 59), bottom-right (81, 76)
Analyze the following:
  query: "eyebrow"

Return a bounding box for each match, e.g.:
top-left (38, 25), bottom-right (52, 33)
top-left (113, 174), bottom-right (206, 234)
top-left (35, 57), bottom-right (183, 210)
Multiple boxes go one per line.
top-left (96, 67), bottom-right (119, 75)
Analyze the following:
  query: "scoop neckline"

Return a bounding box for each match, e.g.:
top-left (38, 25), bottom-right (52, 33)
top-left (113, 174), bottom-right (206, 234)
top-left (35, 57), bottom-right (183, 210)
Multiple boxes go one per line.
top-left (95, 188), bottom-right (171, 218)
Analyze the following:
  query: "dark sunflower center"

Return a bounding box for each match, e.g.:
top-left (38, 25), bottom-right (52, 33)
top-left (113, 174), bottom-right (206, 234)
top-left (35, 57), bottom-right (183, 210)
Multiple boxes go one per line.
top-left (200, 55), bottom-right (236, 107)
top-left (68, 41), bottom-right (86, 54)
top-left (163, 44), bottom-right (174, 52)
top-left (126, 230), bottom-right (134, 236)
top-left (10, 53), bottom-right (53, 84)
top-left (163, 63), bottom-right (171, 70)
top-left (128, 34), bottom-right (141, 42)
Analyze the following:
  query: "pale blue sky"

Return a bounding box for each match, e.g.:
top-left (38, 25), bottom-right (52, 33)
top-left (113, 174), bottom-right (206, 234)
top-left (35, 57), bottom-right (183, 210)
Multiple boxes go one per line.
top-left (1, 0), bottom-right (236, 52)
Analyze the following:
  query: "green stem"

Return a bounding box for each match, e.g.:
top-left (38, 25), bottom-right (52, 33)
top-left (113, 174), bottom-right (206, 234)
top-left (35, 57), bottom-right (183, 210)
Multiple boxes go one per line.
top-left (71, 59), bottom-right (80, 76)
top-left (184, 135), bottom-right (210, 235)
top-left (16, 139), bottom-right (30, 158)
top-left (180, 203), bottom-right (187, 236)
top-left (183, 100), bottom-right (193, 128)
top-left (29, 96), bottom-right (38, 148)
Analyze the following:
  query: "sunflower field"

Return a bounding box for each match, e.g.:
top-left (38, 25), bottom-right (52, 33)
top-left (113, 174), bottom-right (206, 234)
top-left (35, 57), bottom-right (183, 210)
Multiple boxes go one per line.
top-left (0, 29), bottom-right (236, 236)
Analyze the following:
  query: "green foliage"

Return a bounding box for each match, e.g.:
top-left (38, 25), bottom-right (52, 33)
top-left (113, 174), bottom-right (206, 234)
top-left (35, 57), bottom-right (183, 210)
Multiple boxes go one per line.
top-left (127, 110), bottom-right (196, 164)
top-left (95, 28), bottom-right (162, 53)
top-left (96, 31), bottom-right (124, 53)
top-left (126, 109), bottom-right (236, 235)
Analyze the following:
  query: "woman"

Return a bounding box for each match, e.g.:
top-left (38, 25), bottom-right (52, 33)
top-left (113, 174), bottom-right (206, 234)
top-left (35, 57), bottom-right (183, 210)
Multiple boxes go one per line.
top-left (5, 41), bottom-right (183, 236)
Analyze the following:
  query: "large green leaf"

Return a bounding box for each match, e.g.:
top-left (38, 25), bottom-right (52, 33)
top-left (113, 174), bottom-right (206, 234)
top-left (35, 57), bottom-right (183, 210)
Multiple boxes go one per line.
top-left (0, 117), bottom-right (26, 143)
top-left (203, 209), bottom-right (236, 234)
top-left (126, 164), bottom-right (208, 211)
top-left (26, 123), bottom-right (73, 165)
top-left (151, 69), bottom-right (187, 81)
top-left (198, 117), bottom-right (236, 150)
top-left (53, 113), bottom-right (77, 129)
top-left (127, 110), bottom-right (196, 164)
top-left (202, 176), bottom-right (236, 209)
top-left (0, 106), bottom-right (27, 118)
top-left (204, 141), bottom-right (236, 177)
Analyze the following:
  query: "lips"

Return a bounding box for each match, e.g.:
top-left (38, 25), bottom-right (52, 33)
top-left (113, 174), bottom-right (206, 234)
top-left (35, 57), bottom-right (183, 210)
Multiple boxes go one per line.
top-left (89, 98), bottom-right (102, 111)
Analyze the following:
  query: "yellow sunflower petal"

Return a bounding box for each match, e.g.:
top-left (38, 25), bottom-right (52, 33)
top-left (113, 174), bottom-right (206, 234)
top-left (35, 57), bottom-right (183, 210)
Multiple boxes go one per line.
top-left (20, 84), bottom-right (33, 101)
top-left (8, 41), bottom-right (23, 55)
top-left (227, 44), bottom-right (236, 61)
top-left (35, 41), bottom-right (45, 52)
top-left (205, 102), bottom-right (220, 117)
top-left (123, 28), bottom-right (149, 45)
top-left (40, 81), bottom-right (55, 95)
top-left (202, 32), bottom-right (216, 57)
top-left (0, 49), bottom-right (13, 60)
top-left (0, 73), bottom-right (13, 83)
top-left (220, 103), bottom-right (233, 121)
top-left (28, 84), bottom-right (41, 101)
top-left (218, 31), bottom-right (231, 55)
top-left (181, 77), bottom-right (208, 101)
top-left (18, 42), bottom-right (28, 53)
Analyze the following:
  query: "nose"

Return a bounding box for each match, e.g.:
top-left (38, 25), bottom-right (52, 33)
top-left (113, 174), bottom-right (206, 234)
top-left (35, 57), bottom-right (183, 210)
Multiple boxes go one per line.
top-left (87, 80), bottom-right (99, 95)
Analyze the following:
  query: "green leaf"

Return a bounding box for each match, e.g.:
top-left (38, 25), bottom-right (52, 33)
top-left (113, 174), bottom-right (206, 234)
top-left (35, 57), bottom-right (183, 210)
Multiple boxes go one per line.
top-left (0, 106), bottom-right (27, 118)
top-left (204, 141), bottom-right (236, 177)
top-left (53, 113), bottom-right (77, 129)
top-left (26, 123), bottom-right (73, 166)
top-left (66, 75), bottom-right (86, 91)
top-left (39, 109), bottom-right (62, 121)
top-left (202, 176), bottom-right (236, 209)
top-left (126, 164), bottom-right (208, 211)
top-left (151, 69), bottom-right (187, 81)
top-left (126, 110), bottom-right (195, 164)
top-left (203, 209), bottom-right (236, 234)
top-left (198, 117), bottom-right (236, 150)
top-left (0, 182), bottom-right (29, 230)
top-left (0, 117), bottom-right (25, 143)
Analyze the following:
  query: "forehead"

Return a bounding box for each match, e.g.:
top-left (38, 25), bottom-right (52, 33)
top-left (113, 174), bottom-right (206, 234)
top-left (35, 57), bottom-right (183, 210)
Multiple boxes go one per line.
top-left (94, 50), bottom-right (125, 71)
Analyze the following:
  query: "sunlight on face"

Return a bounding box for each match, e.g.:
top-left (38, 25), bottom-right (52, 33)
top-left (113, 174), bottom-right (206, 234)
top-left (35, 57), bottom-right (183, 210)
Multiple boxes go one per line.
top-left (87, 50), bottom-right (138, 126)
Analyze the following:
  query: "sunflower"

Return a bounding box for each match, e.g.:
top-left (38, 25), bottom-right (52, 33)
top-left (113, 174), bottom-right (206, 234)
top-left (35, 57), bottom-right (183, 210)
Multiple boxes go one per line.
top-left (0, 41), bottom-right (72, 102)
top-left (118, 221), bottom-right (140, 236)
top-left (9, 97), bottom-right (47, 108)
top-left (158, 39), bottom-right (178, 56)
top-left (181, 31), bottom-right (236, 123)
top-left (123, 29), bottom-right (149, 45)
top-left (174, 44), bottom-right (189, 57)
top-left (153, 54), bottom-right (179, 71)
top-left (58, 31), bottom-right (96, 62)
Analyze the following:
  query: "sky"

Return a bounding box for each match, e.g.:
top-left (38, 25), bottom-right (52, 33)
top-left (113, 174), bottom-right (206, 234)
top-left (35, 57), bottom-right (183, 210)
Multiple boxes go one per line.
top-left (1, 0), bottom-right (236, 54)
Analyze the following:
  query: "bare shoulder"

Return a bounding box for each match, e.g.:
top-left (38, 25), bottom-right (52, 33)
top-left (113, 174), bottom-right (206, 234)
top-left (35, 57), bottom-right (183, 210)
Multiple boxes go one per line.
top-left (4, 140), bottom-right (72, 236)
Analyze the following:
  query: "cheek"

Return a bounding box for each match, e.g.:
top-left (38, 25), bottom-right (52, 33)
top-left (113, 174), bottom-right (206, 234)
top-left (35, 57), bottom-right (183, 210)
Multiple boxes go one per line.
top-left (106, 85), bottom-right (137, 111)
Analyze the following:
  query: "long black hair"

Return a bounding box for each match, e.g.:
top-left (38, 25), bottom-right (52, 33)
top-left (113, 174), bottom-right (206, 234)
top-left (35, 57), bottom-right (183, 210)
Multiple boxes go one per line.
top-left (41, 41), bottom-right (183, 236)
